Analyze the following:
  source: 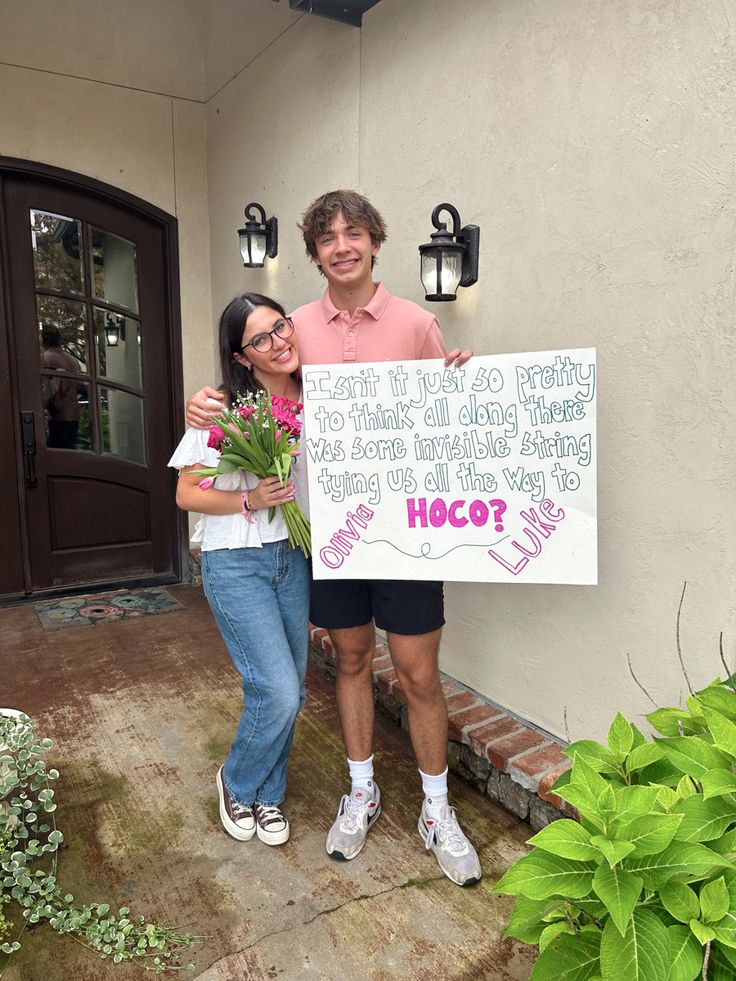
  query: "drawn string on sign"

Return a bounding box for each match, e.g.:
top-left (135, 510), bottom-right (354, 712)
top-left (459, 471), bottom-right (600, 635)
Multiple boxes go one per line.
top-left (361, 536), bottom-right (510, 561)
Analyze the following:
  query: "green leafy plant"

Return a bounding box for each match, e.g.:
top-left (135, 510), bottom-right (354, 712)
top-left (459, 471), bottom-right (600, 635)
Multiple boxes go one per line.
top-left (495, 676), bottom-right (736, 980)
top-left (0, 712), bottom-right (197, 975)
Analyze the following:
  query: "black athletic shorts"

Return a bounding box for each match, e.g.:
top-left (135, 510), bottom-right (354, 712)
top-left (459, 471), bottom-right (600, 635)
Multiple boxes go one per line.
top-left (309, 578), bottom-right (445, 636)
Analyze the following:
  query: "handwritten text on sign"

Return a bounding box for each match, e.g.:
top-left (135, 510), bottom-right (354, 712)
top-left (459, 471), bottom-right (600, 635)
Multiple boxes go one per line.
top-left (302, 349), bottom-right (597, 584)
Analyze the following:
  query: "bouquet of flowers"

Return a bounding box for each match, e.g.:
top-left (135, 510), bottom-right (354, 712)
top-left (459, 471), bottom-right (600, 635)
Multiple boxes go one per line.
top-left (196, 391), bottom-right (311, 556)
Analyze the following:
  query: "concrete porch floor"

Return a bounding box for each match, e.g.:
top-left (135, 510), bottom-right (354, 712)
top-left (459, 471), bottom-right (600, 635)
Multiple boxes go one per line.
top-left (0, 584), bottom-right (534, 981)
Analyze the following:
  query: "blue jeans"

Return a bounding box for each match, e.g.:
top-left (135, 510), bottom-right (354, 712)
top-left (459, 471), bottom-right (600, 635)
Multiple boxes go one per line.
top-left (201, 541), bottom-right (310, 807)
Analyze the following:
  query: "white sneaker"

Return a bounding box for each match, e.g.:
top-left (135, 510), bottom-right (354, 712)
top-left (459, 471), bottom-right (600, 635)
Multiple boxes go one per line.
top-left (418, 802), bottom-right (482, 886)
top-left (254, 803), bottom-right (290, 846)
top-left (326, 783), bottom-right (381, 860)
top-left (216, 765), bottom-right (255, 841)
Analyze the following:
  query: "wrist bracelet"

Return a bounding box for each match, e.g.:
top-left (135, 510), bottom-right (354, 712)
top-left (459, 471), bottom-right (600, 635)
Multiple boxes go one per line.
top-left (241, 489), bottom-right (255, 524)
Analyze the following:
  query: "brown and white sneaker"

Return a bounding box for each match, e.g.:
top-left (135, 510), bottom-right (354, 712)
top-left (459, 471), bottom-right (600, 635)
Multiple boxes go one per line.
top-left (216, 765), bottom-right (256, 841)
top-left (254, 803), bottom-right (290, 846)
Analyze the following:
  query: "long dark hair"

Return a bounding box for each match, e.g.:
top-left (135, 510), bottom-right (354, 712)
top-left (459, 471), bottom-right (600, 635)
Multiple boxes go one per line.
top-left (218, 292), bottom-right (289, 404)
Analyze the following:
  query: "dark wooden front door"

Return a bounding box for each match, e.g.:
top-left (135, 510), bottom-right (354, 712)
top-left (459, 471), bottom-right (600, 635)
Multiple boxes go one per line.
top-left (0, 161), bottom-right (184, 601)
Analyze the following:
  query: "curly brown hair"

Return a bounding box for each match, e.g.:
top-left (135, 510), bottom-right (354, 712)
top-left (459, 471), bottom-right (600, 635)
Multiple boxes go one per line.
top-left (299, 190), bottom-right (387, 269)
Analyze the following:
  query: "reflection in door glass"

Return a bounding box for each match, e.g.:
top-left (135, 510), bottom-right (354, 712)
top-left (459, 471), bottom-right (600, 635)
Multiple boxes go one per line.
top-left (41, 378), bottom-right (91, 451)
top-left (37, 296), bottom-right (87, 370)
top-left (100, 387), bottom-right (146, 464)
top-left (91, 228), bottom-right (139, 313)
top-left (30, 211), bottom-right (84, 294)
top-left (94, 308), bottom-right (142, 389)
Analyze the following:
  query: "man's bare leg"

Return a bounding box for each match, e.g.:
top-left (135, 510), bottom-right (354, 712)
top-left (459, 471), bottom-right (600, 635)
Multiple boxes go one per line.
top-left (325, 622), bottom-right (381, 861)
top-left (388, 627), bottom-right (481, 887)
top-left (386, 628), bottom-right (447, 774)
top-left (329, 622), bottom-right (377, 760)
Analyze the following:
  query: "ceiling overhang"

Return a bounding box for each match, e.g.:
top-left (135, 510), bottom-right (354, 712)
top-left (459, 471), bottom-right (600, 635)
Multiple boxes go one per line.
top-left (286, 0), bottom-right (382, 28)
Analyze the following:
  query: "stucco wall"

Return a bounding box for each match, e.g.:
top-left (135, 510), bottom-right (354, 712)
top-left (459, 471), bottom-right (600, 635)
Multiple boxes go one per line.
top-left (0, 0), bottom-right (214, 406)
top-left (204, 0), bottom-right (736, 742)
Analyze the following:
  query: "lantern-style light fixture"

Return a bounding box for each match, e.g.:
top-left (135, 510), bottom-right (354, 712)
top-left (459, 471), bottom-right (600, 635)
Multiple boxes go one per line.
top-left (418, 203), bottom-right (480, 302)
top-left (105, 312), bottom-right (126, 347)
top-left (238, 202), bottom-right (278, 268)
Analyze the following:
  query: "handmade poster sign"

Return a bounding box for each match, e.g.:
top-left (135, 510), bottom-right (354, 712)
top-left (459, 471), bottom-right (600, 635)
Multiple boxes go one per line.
top-left (302, 348), bottom-right (597, 584)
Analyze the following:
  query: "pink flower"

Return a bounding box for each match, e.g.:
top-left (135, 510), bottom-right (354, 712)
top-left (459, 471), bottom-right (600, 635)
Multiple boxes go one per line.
top-left (198, 476), bottom-right (214, 490)
top-left (207, 425), bottom-right (226, 450)
top-left (272, 405), bottom-right (302, 435)
top-left (236, 404), bottom-right (255, 420)
top-left (275, 429), bottom-right (282, 442)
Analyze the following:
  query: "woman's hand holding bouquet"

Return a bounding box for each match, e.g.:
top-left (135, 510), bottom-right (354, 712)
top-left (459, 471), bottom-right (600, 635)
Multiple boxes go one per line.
top-left (195, 391), bottom-right (311, 556)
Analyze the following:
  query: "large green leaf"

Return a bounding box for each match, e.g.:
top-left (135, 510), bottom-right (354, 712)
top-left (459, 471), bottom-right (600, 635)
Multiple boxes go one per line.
top-left (625, 743), bottom-right (664, 774)
top-left (599, 908), bottom-right (670, 981)
top-left (715, 935), bottom-right (736, 959)
top-left (565, 740), bottom-right (619, 774)
top-left (688, 918), bottom-right (715, 944)
top-left (494, 850), bottom-right (596, 900)
top-left (659, 881), bottom-right (700, 923)
top-left (613, 786), bottom-right (661, 824)
top-left (646, 708), bottom-right (707, 737)
top-left (571, 757), bottom-right (618, 810)
top-left (592, 864), bottom-right (642, 935)
top-left (503, 895), bottom-right (564, 943)
top-left (589, 836), bottom-right (636, 867)
top-left (624, 841), bottom-right (732, 890)
top-left (702, 770), bottom-right (736, 800)
top-left (530, 930), bottom-right (602, 981)
top-left (697, 685), bottom-right (736, 722)
top-left (702, 708), bottom-right (736, 760)
top-left (528, 820), bottom-right (601, 862)
top-left (655, 736), bottom-right (731, 779)
top-left (665, 924), bottom-right (702, 981)
top-left (558, 786), bottom-right (607, 828)
top-left (700, 876), bottom-right (730, 923)
top-left (608, 713), bottom-right (635, 757)
top-left (618, 813), bottom-right (683, 856)
top-left (539, 921), bottom-right (575, 953)
top-left (711, 951), bottom-right (736, 981)
top-left (674, 795), bottom-right (736, 842)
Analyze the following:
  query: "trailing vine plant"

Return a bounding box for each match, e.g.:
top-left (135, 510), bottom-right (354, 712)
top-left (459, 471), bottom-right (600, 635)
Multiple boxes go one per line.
top-left (0, 712), bottom-right (197, 975)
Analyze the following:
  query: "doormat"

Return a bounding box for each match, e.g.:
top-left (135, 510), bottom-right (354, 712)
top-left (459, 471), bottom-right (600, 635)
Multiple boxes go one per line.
top-left (33, 587), bottom-right (184, 630)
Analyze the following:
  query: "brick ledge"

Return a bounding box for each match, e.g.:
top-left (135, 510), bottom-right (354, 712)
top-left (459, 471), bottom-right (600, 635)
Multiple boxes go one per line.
top-left (308, 624), bottom-right (574, 831)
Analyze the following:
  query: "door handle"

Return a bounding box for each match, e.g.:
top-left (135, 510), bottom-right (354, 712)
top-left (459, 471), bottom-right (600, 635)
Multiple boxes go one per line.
top-left (20, 411), bottom-right (38, 489)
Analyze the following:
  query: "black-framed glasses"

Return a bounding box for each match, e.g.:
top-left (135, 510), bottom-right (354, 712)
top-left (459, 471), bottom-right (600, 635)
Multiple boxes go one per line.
top-left (240, 317), bottom-right (294, 354)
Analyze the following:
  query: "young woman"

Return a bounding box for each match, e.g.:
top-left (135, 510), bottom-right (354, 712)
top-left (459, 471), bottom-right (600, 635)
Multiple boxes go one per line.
top-left (169, 293), bottom-right (309, 847)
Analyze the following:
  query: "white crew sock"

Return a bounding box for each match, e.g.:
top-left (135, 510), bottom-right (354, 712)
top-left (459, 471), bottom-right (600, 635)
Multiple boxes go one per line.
top-left (419, 767), bottom-right (449, 819)
top-left (348, 755), bottom-right (375, 796)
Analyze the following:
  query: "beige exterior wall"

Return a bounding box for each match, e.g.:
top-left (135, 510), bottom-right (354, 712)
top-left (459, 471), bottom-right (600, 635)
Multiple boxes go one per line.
top-left (4, 0), bottom-right (733, 742)
top-left (204, 0), bottom-right (735, 742)
top-left (0, 0), bottom-right (214, 404)
top-left (361, 0), bottom-right (735, 741)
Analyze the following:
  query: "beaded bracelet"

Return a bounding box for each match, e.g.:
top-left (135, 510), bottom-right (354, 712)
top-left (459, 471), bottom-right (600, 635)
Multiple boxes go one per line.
top-left (240, 489), bottom-right (255, 524)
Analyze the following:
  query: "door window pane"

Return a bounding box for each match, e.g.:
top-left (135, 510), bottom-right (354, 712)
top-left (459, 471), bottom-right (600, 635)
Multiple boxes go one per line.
top-left (37, 296), bottom-right (88, 372)
top-left (94, 308), bottom-right (142, 390)
top-left (100, 387), bottom-right (145, 464)
top-left (41, 378), bottom-right (91, 451)
top-left (31, 210), bottom-right (84, 294)
top-left (91, 228), bottom-right (139, 313)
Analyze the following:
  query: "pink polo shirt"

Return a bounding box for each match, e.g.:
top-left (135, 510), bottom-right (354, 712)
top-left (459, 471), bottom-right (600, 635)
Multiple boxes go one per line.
top-left (291, 282), bottom-right (447, 366)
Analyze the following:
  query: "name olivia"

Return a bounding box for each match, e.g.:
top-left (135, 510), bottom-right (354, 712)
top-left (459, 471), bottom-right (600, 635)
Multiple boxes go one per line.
top-left (319, 504), bottom-right (375, 569)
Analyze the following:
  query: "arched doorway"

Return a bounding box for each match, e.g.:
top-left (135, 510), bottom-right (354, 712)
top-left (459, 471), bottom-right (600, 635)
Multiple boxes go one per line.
top-left (0, 158), bottom-right (186, 602)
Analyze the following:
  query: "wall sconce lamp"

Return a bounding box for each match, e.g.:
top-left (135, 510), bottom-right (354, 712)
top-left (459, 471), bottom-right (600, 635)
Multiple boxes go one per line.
top-left (418, 203), bottom-right (480, 301)
top-left (105, 313), bottom-right (126, 347)
top-left (238, 202), bottom-right (278, 268)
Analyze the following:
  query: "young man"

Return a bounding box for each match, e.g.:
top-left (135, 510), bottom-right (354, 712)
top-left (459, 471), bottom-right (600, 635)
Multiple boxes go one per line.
top-left (187, 190), bottom-right (481, 887)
